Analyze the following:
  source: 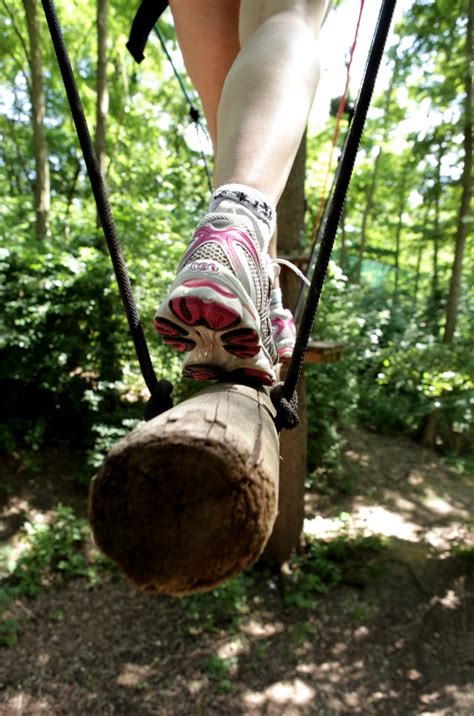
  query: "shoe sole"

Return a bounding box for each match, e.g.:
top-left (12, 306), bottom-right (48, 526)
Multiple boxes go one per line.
top-left (155, 277), bottom-right (276, 385)
top-left (276, 346), bottom-right (294, 363)
top-left (272, 318), bottom-right (296, 364)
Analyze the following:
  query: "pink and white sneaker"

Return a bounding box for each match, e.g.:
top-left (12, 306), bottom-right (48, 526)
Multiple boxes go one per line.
top-left (154, 212), bottom-right (278, 385)
top-left (271, 306), bottom-right (297, 363)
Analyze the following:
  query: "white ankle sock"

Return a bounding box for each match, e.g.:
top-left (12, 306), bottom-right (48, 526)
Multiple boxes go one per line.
top-left (270, 287), bottom-right (284, 309)
top-left (209, 183), bottom-right (276, 253)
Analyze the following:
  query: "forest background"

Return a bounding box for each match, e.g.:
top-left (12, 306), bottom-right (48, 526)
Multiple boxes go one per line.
top-left (1, 0), bottom-right (471, 471)
top-left (0, 0), bottom-right (472, 664)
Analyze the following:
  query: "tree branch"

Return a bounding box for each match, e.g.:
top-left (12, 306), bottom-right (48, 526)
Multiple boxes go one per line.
top-left (2, 114), bottom-right (34, 191)
top-left (1, 0), bottom-right (31, 65)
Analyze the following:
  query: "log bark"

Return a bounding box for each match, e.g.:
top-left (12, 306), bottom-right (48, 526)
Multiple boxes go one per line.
top-left (265, 366), bottom-right (307, 563)
top-left (89, 383), bottom-right (280, 596)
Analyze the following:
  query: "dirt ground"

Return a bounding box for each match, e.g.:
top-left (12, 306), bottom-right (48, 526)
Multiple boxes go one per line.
top-left (0, 428), bottom-right (473, 716)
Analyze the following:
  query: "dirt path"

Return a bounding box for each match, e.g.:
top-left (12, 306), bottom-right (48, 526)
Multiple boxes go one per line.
top-left (1, 430), bottom-right (473, 715)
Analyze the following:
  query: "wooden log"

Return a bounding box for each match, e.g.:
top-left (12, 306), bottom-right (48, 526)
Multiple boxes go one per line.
top-left (89, 382), bottom-right (280, 597)
top-left (305, 340), bottom-right (346, 364)
top-left (263, 134), bottom-right (308, 566)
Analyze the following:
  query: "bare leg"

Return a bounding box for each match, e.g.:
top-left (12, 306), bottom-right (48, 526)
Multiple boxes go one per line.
top-left (169, 0), bottom-right (240, 148)
top-left (214, 0), bottom-right (326, 204)
top-left (169, 0), bottom-right (326, 201)
top-left (157, 0), bottom-right (327, 381)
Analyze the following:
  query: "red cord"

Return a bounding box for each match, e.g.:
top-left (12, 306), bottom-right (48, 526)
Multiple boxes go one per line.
top-left (310, 0), bottom-right (366, 245)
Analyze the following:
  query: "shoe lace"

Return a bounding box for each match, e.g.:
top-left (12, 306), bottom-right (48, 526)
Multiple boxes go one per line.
top-left (271, 258), bottom-right (310, 287)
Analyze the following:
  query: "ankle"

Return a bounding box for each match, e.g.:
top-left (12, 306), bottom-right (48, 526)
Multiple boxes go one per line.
top-left (209, 183), bottom-right (276, 253)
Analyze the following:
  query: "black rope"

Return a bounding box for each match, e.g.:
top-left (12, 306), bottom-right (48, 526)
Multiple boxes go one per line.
top-left (153, 26), bottom-right (213, 192)
top-left (126, 0), bottom-right (213, 192)
top-left (126, 0), bottom-right (169, 63)
top-left (273, 0), bottom-right (397, 429)
top-left (40, 0), bottom-right (173, 421)
top-left (270, 383), bottom-right (299, 433)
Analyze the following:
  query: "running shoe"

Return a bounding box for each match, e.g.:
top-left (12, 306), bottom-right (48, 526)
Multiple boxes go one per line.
top-left (271, 306), bottom-right (297, 363)
top-left (154, 212), bottom-right (278, 385)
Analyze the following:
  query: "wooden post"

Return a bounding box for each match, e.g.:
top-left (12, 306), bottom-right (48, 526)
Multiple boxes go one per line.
top-left (89, 383), bottom-right (280, 596)
top-left (264, 136), bottom-right (308, 564)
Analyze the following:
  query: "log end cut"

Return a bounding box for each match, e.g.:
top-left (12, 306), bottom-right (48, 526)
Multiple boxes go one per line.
top-left (89, 384), bottom-right (280, 596)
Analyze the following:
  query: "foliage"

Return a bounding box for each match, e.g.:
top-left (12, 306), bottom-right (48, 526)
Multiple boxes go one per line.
top-left (0, 616), bottom-right (18, 648)
top-left (0, 0), bottom-right (206, 461)
top-left (0, 585), bottom-right (18, 648)
top-left (177, 532), bottom-right (387, 640)
top-left (452, 546), bottom-right (474, 562)
top-left (180, 573), bottom-right (250, 634)
top-left (202, 655), bottom-right (237, 693)
top-left (306, 263), bottom-right (361, 470)
top-left (284, 534), bottom-right (386, 610)
top-left (6, 505), bottom-right (97, 597)
top-left (0, 505), bottom-right (111, 603)
top-left (1, 245), bottom-right (124, 449)
top-left (306, 248), bottom-right (473, 468)
top-left (365, 336), bottom-right (474, 441)
top-left (302, 0), bottom-right (473, 461)
top-left (0, 503), bottom-right (116, 647)
top-left (0, 0), bottom-right (472, 476)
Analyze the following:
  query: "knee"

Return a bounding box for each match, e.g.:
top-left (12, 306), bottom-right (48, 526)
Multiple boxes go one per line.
top-left (291, 0), bottom-right (329, 36)
top-left (240, 0), bottom-right (328, 46)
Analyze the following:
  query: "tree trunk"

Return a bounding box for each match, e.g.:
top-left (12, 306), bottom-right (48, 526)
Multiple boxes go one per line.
top-left (432, 144), bottom-right (444, 306)
top-left (413, 240), bottom-right (423, 311)
top-left (420, 2), bottom-right (472, 446)
top-left (264, 135), bottom-right (307, 565)
top-left (339, 204), bottom-right (347, 273)
top-left (21, 0), bottom-right (50, 240)
top-left (393, 171), bottom-right (407, 303)
top-left (427, 142), bottom-right (445, 335)
top-left (355, 59), bottom-right (399, 283)
top-left (355, 146), bottom-right (381, 283)
top-left (413, 199), bottom-right (431, 308)
top-left (93, 0), bottom-right (119, 381)
top-left (443, 0), bottom-right (473, 343)
top-left (96, 0), bottom-right (108, 203)
top-left (420, 408), bottom-right (441, 448)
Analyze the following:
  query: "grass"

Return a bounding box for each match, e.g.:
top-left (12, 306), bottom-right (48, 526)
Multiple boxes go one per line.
top-left (0, 504), bottom-right (115, 648)
top-left (284, 533), bottom-right (387, 610)
top-left (0, 502), bottom-right (389, 651)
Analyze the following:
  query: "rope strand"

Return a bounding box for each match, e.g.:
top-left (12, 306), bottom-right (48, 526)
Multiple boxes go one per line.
top-left (294, 0), bottom-right (365, 325)
top-left (40, 0), bottom-right (173, 420)
top-left (42, 0), bottom-right (395, 431)
top-left (310, 0), bottom-right (365, 245)
top-left (154, 26), bottom-right (213, 192)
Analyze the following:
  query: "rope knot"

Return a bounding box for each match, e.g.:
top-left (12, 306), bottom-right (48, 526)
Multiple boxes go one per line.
top-left (270, 383), bottom-right (299, 432)
top-left (144, 379), bottom-right (174, 421)
top-left (189, 106), bottom-right (200, 123)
